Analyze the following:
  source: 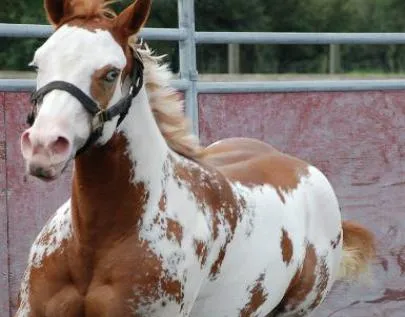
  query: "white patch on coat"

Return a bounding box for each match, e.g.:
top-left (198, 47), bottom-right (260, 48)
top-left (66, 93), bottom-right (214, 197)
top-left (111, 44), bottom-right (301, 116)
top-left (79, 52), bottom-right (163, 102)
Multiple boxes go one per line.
top-left (14, 266), bottom-right (31, 317)
top-left (190, 166), bottom-right (342, 317)
top-left (129, 153), bottom-right (215, 316)
top-left (30, 25), bottom-right (126, 154)
top-left (119, 87), bottom-right (169, 219)
top-left (117, 84), bottom-right (343, 316)
top-left (30, 199), bottom-right (72, 267)
top-left (15, 199), bottom-right (72, 317)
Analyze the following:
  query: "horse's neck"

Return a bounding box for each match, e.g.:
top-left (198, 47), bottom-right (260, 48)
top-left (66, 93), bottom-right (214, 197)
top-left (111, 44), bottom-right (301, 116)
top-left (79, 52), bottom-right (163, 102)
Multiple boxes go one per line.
top-left (119, 88), bottom-right (169, 191)
top-left (71, 88), bottom-right (169, 246)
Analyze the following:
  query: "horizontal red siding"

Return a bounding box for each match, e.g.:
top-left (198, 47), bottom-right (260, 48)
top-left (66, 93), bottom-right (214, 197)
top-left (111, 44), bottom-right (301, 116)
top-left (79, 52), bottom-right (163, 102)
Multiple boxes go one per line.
top-left (0, 92), bottom-right (9, 317)
top-left (3, 92), bottom-right (72, 316)
top-left (1, 90), bottom-right (404, 316)
top-left (199, 91), bottom-right (405, 316)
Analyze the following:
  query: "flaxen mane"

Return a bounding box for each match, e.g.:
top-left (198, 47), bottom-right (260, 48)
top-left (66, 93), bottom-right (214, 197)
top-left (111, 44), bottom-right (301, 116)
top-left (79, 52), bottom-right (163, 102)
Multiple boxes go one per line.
top-left (129, 39), bottom-right (203, 159)
top-left (57, 0), bottom-right (202, 159)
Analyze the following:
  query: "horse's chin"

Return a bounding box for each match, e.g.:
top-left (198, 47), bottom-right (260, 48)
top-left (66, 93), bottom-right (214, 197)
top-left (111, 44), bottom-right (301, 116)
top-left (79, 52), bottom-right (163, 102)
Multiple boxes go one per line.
top-left (35, 174), bottom-right (58, 183)
top-left (25, 159), bottom-right (70, 182)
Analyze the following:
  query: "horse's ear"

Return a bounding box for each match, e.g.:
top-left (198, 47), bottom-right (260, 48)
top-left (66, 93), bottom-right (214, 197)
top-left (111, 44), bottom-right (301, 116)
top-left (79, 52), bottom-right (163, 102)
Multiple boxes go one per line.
top-left (114, 0), bottom-right (151, 38)
top-left (44, 0), bottom-right (68, 26)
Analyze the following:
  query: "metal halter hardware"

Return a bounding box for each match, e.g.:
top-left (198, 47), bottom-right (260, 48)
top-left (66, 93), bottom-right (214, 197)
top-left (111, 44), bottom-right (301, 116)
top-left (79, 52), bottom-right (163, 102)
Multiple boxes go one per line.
top-left (28, 50), bottom-right (144, 156)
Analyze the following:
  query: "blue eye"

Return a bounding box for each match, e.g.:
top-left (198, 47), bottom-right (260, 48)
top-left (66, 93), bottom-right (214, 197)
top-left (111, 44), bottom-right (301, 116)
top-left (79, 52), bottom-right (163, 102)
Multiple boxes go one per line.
top-left (104, 70), bottom-right (119, 83)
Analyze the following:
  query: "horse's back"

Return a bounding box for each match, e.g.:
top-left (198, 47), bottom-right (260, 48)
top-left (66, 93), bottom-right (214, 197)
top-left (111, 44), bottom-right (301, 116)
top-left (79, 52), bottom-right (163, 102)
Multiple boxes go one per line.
top-left (192, 138), bottom-right (343, 316)
top-left (201, 137), bottom-right (309, 195)
top-left (201, 137), bottom-right (279, 169)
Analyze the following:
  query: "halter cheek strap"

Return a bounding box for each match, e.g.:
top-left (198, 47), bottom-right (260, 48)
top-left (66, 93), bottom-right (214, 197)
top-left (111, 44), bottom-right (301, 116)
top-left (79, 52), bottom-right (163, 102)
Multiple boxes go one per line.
top-left (28, 50), bottom-right (144, 156)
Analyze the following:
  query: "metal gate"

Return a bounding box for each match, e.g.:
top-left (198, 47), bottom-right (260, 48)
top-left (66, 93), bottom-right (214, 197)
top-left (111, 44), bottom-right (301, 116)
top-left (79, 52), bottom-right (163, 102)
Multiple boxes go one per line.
top-left (3, 0), bottom-right (405, 134)
top-left (1, 0), bottom-right (405, 316)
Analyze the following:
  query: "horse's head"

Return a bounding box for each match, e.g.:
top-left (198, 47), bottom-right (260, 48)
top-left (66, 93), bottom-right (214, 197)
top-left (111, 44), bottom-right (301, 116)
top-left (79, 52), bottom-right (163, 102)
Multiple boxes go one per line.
top-left (20, 0), bottom-right (151, 181)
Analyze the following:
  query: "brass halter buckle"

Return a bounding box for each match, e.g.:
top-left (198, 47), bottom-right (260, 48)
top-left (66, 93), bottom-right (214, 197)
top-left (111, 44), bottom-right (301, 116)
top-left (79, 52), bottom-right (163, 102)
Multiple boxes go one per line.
top-left (91, 110), bottom-right (108, 133)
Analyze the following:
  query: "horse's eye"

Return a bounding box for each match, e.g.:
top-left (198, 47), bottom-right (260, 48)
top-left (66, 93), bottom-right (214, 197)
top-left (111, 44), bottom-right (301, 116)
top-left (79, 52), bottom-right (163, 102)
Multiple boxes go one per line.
top-left (29, 64), bottom-right (38, 73)
top-left (104, 70), bottom-right (119, 83)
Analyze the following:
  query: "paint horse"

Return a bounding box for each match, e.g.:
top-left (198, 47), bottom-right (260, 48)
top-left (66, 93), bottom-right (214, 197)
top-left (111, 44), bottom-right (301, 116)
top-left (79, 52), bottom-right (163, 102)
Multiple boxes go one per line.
top-left (16, 0), bottom-right (375, 316)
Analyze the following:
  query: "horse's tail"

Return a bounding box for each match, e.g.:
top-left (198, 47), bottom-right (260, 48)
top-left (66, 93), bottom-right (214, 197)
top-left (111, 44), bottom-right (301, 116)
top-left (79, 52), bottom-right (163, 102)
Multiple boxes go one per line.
top-left (338, 220), bottom-right (376, 280)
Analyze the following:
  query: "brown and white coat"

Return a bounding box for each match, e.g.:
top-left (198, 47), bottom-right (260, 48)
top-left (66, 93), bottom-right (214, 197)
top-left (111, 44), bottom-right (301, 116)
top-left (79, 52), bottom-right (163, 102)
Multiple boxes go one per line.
top-left (16, 0), bottom-right (375, 316)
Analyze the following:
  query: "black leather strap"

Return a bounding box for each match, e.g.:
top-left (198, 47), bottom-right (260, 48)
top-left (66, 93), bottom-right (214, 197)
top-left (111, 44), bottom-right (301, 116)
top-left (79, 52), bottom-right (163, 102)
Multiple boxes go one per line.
top-left (28, 49), bottom-right (144, 156)
top-left (116, 56), bottom-right (144, 127)
top-left (31, 81), bottom-right (99, 115)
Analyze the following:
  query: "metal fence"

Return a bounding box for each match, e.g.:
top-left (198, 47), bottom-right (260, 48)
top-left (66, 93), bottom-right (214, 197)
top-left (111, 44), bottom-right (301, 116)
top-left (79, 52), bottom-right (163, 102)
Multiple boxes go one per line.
top-left (3, 0), bottom-right (405, 134)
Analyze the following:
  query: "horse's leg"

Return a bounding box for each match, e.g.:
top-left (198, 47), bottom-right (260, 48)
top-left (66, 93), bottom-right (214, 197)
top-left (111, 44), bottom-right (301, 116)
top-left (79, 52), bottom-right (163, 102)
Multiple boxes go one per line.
top-left (269, 245), bottom-right (339, 317)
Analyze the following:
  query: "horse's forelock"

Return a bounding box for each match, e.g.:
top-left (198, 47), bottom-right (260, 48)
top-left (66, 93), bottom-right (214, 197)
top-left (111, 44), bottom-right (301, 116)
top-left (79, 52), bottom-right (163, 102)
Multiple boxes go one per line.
top-left (56, 0), bottom-right (117, 27)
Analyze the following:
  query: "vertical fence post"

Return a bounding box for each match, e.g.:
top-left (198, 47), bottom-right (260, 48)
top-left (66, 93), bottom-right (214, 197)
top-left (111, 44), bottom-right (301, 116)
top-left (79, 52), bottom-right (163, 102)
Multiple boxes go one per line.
top-left (329, 43), bottom-right (341, 74)
top-left (228, 43), bottom-right (240, 74)
top-left (178, 0), bottom-right (199, 136)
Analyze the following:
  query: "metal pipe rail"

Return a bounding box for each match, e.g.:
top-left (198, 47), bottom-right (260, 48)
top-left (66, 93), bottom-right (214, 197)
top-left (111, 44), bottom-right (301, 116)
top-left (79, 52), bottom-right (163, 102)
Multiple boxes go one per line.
top-left (0, 78), bottom-right (190, 92)
top-left (4, 78), bottom-right (405, 94)
top-left (0, 23), bottom-right (187, 41)
top-left (195, 32), bottom-right (405, 45)
top-left (3, 0), bottom-right (405, 135)
top-left (3, 24), bottom-right (405, 45)
top-left (197, 79), bottom-right (405, 93)
top-left (3, 23), bottom-right (405, 46)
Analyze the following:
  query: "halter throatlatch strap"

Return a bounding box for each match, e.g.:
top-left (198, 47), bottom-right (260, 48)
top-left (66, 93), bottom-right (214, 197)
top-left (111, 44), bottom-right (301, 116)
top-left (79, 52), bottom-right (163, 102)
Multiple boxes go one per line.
top-left (28, 49), bottom-right (144, 156)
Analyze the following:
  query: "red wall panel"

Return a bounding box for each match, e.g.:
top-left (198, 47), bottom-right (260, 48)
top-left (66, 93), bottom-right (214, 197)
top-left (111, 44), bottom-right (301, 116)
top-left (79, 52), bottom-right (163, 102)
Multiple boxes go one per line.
top-left (0, 92), bottom-right (10, 317)
top-left (1, 90), bottom-right (405, 316)
top-left (199, 91), bottom-right (405, 316)
top-left (4, 92), bottom-right (72, 315)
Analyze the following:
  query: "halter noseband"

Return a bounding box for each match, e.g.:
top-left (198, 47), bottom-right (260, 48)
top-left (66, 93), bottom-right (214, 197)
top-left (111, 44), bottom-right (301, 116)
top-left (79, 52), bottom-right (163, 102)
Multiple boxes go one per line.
top-left (27, 50), bottom-right (144, 156)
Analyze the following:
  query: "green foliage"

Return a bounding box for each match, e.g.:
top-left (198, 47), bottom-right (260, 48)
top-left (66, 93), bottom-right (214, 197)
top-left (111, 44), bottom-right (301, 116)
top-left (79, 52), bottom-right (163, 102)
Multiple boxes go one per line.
top-left (0, 0), bottom-right (47, 70)
top-left (1, 0), bottom-right (405, 73)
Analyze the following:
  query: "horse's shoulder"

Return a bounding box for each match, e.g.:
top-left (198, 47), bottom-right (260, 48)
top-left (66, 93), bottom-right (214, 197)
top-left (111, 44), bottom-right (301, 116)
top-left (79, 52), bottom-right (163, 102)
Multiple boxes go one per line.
top-left (30, 200), bottom-right (72, 266)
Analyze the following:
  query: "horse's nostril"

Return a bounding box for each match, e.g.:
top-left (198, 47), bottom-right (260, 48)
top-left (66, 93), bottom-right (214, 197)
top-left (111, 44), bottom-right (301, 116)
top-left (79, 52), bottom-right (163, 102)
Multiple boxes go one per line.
top-left (50, 136), bottom-right (70, 155)
top-left (21, 131), bottom-right (32, 149)
top-left (36, 167), bottom-right (47, 178)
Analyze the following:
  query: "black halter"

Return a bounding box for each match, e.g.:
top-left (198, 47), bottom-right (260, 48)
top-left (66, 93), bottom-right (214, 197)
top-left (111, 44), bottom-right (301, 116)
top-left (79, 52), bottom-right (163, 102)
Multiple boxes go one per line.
top-left (28, 50), bottom-right (144, 156)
